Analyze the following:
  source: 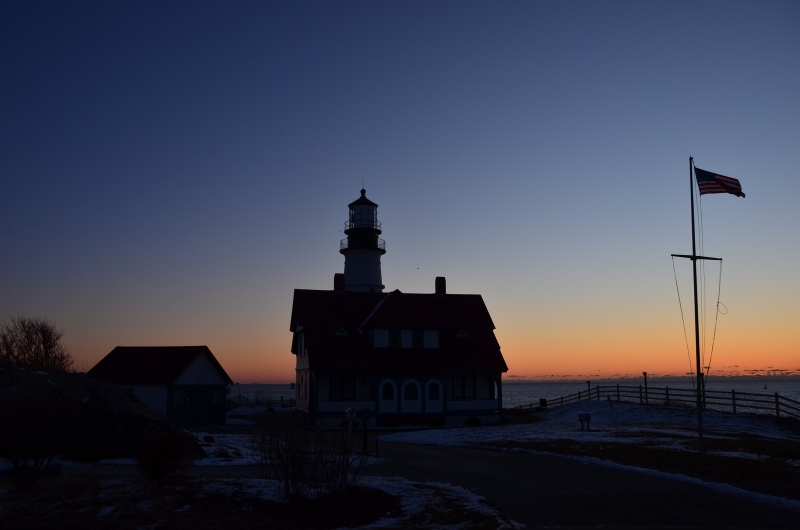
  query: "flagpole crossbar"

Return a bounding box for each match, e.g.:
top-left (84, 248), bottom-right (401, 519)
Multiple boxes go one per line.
top-left (671, 254), bottom-right (722, 261)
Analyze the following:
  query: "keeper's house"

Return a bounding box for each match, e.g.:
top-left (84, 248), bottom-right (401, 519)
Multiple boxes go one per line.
top-left (290, 189), bottom-right (508, 427)
top-left (88, 345), bottom-right (233, 428)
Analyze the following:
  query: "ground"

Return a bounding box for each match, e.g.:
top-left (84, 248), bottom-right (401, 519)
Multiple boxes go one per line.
top-left (2, 401), bottom-right (799, 528)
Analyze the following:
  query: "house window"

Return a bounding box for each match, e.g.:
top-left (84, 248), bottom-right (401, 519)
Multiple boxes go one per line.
top-left (373, 329), bottom-right (389, 347)
top-left (389, 329), bottom-right (401, 347)
top-left (404, 383), bottom-right (419, 400)
top-left (329, 373), bottom-right (357, 401)
top-left (173, 390), bottom-right (183, 407)
top-left (452, 373), bottom-right (475, 399)
top-left (423, 330), bottom-right (439, 348)
top-left (381, 382), bottom-right (395, 400)
top-left (428, 382), bottom-right (441, 400)
top-left (413, 330), bottom-right (424, 348)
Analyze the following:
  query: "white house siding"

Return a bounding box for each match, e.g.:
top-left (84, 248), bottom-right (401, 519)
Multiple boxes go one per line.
top-left (175, 354), bottom-right (228, 385)
top-left (128, 385), bottom-right (169, 416)
top-left (294, 333), bottom-right (309, 370)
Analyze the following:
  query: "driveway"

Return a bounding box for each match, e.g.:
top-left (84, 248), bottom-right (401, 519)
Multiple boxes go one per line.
top-left (366, 442), bottom-right (800, 529)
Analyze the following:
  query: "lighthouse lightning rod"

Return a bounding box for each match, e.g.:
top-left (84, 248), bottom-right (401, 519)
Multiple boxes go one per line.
top-left (671, 156), bottom-right (721, 452)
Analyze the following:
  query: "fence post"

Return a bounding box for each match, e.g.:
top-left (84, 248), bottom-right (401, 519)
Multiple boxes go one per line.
top-left (665, 387), bottom-right (669, 406)
top-left (775, 393), bottom-right (780, 418)
top-left (732, 390), bottom-right (736, 414)
top-left (596, 386), bottom-right (600, 400)
top-left (639, 385), bottom-right (643, 404)
top-left (560, 396), bottom-right (563, 407)
top-left (616, 384), bottom-right (620, 401)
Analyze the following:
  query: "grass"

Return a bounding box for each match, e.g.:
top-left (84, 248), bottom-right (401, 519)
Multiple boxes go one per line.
top-left (493, 408), bottom-right (800, 502)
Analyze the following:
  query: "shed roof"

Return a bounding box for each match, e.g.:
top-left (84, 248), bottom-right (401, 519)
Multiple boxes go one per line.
top-left (87, 346), bottom-right (233, 385)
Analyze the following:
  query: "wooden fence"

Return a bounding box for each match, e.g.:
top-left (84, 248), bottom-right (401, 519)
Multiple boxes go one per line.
top-left (512, 384), bottom-right (800, 420)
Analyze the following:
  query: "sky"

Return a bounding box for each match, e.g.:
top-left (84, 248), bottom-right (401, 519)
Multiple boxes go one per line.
top-left (1, 1), bottom-right (798, 383)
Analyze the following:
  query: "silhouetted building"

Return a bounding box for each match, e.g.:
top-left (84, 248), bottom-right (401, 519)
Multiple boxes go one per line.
top-left (290, 190), bottom-right (507, 427)
top-left (88, 345), bottom-right (232, 428)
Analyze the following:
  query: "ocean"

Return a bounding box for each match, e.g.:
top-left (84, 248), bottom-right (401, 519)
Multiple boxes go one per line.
top-left (229, 377), bottom-right (800, 409)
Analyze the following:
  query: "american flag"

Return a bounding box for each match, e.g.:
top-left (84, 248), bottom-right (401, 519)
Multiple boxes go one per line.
top-left (694, 166), bottom-right (745, 198)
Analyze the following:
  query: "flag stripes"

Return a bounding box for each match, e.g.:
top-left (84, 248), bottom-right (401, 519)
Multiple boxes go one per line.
top-left (694, 166), bottom-right (745, 198)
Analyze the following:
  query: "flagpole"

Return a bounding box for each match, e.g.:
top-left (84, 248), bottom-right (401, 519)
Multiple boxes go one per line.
top-left (690, 156), bottom-right (704, 451)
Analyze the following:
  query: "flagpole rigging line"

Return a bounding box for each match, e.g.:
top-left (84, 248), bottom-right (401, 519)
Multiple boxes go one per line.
top-left (671, 256), bottom-right (696, 389)
top-left (705, 262), bottom-right (724, 379)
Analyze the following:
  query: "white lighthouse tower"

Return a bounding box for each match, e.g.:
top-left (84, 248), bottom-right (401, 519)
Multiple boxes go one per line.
top-left (340, 189), bottom-right (386, 292)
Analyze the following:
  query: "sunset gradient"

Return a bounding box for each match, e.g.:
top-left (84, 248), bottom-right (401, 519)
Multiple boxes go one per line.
top-left (1, 1), bottom-right (798, 383)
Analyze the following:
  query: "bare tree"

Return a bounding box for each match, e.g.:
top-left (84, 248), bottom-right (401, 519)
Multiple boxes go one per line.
top-left (0, 316), bottom-right (73, 372)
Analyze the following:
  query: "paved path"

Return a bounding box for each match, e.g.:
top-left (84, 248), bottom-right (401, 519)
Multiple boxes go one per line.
top-left (366, 442), bottom-right (800, 529)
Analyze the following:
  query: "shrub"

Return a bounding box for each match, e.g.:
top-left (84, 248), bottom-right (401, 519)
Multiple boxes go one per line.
top-left (465, 416), bottom-right (482, 427)
top-left (0, 369), bottom-right (79, 492)
top-left (136, 432), bottom-right (194, 480)
top-left (251, 414), bottom-right (365, 500)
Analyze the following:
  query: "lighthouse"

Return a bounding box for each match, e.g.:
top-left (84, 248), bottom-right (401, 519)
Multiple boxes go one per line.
top-left (340, 189), bottom-right (386, 292)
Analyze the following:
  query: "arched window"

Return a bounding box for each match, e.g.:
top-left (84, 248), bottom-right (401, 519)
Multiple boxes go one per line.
top-left (381, 382), bottom-right (395, 400)
top-left (404, 383), bottom-right (419, 400)
top-left (428, 382), bottom-right (441, 400)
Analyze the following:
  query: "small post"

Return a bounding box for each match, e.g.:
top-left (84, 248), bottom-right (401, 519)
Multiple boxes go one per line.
top-left (732, 389), bottom-right (736, 414)
top-left (616, 384), bottom-right (620, 401)
top-left (666, 386), bottom-right (670, 406)
top-left (358, 409), bottom-right (373, 454)
top-left (699, 373), bottom-right (706, 410)
top-left (587, 381), bottom-right (591, 400)
top-left (596, 386), bottom-right (600, 400)
top-left (639, 385), bottom-right (643, 404)
top-left (643, 372), bottom-right (648, 405)
top-left (775, 393), bottom-right (780, 418)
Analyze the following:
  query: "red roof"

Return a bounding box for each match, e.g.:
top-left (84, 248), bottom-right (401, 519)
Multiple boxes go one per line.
top-left (290, 289), bottom-right (508, 373)
top-left (87, 346), bottom-right (233, 385)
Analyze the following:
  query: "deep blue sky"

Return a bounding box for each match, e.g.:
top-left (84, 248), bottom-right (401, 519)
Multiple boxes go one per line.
top-left (1, 1), bottom-right (798, 381)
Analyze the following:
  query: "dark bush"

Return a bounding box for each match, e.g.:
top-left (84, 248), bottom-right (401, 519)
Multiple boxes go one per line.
top-left (136, 432), bottom-right (194, 480)
top-left (465, 416), bottom-right (482, 426)
top-left (0, 369), bottom-right (79, 492)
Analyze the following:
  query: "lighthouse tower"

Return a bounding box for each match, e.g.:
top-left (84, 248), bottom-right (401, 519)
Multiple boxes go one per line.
top-left (340, 189), bottom-right (386, 292)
